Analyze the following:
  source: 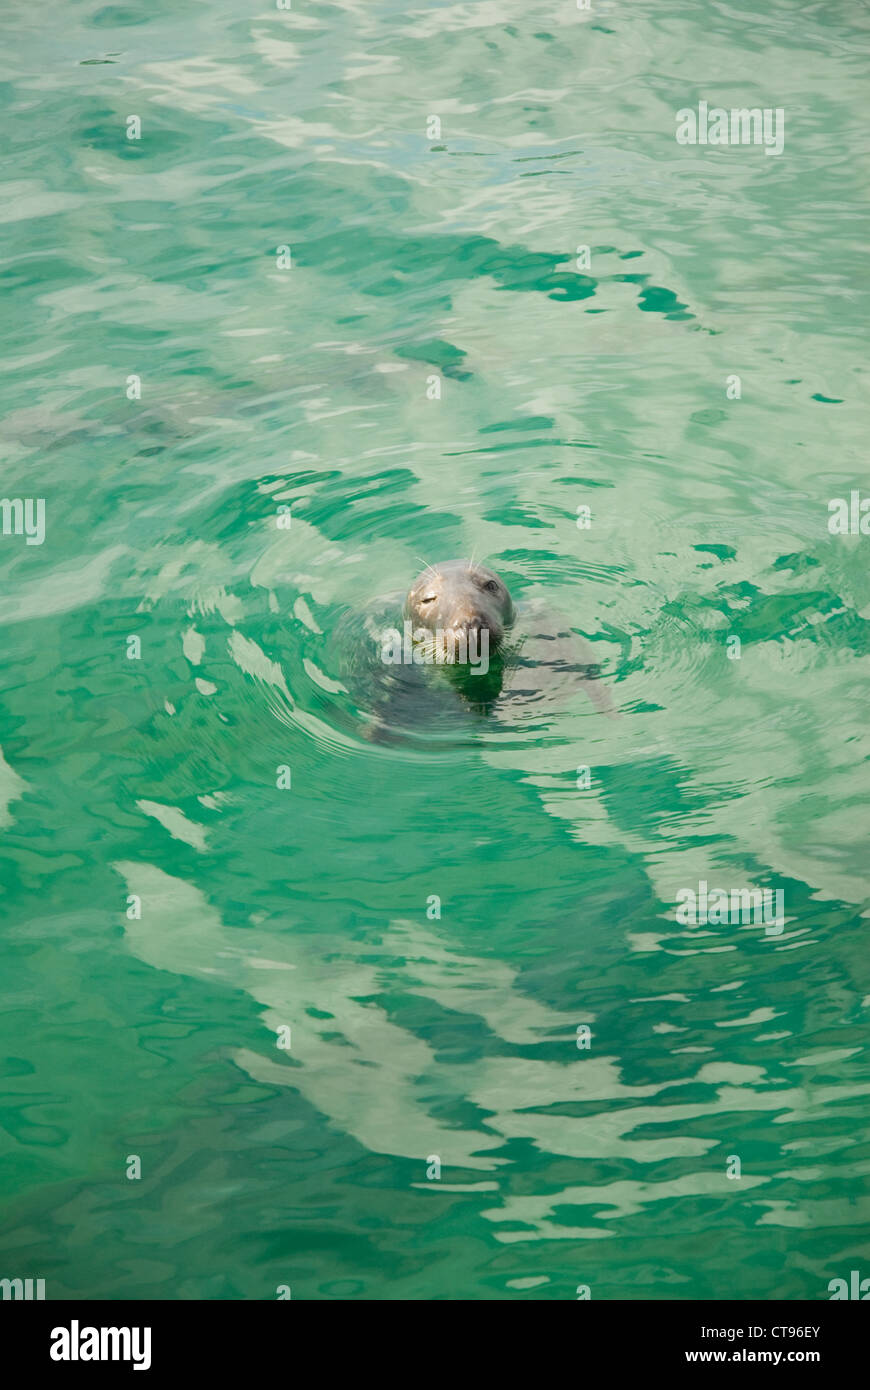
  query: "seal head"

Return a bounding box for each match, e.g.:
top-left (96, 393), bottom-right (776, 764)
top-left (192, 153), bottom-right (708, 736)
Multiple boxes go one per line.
top-left (403, 559), bottom-right (515, 652)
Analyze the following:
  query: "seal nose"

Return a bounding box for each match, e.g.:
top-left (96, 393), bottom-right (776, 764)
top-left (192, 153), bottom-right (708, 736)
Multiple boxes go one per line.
top-left (451, 613), bottom-right (482, 634)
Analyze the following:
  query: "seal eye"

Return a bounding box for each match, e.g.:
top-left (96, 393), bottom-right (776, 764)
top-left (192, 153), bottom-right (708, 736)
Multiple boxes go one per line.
top-left (420, 593), bottom-right (436, 604)
top-left (483, 579), bottom-right (499, 594)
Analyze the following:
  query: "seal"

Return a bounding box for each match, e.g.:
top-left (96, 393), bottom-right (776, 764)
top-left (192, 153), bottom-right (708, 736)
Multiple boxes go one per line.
top-left (339, 558), bottom-right (617, 744)
top-left (407, 559), bottom-right (619, 715)
top-left (403, 559), bottom-right (515, 658)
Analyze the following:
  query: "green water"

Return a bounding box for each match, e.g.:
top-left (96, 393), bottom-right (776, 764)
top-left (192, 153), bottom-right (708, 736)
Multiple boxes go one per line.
top-left (1, 0), bottom-right (868, 1301)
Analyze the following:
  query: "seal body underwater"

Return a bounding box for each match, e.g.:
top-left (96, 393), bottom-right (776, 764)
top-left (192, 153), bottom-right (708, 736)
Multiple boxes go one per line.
top-left (338, 559), bottom-right (617, 742)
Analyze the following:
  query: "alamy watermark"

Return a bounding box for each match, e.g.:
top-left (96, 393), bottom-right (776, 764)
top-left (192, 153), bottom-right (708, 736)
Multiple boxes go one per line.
top-left (50, 1321), bottom-right (151, 1371)
top-left (828, 1270), bottom-right (870, 1299)
top-left (0, 497), bottom-right (45, 545)
top-left (828, 490), bottom-right (870, 535)
top-left (676, 880), bottom-right (784, 935)
top-left (1, 1276), bottom-right (45, 1299)
top-left (379, 621), bottom-right (490, 674)
top-left (676, 103), bottom-right (784, 157)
